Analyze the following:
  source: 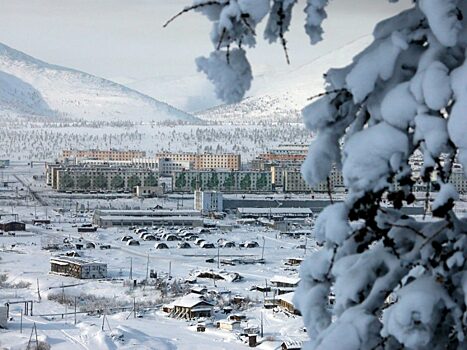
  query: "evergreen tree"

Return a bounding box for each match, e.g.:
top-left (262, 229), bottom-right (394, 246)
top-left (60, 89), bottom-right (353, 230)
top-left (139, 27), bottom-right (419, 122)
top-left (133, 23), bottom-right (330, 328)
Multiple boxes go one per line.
top-left (61, 173), bottom-right (74, 190)
top-left (94, 174), bottom-right (107, 189)
top-left (76, 174), bottom-right (91, 190)
top-left (111, 175), bottom-right (124, 190)
top-left (127, 174), bottom-right (142, 189)
top-left (169, 1), bottom-right (467, 349)
top-left (145, 173), bottom-right (158, 187)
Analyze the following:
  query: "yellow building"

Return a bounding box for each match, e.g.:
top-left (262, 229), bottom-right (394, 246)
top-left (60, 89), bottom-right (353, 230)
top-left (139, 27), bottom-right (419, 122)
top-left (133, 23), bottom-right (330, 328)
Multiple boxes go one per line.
top-left (156, 152), bottom-right (241, 171)
top-left (62, 149), bottom-right (146, 162)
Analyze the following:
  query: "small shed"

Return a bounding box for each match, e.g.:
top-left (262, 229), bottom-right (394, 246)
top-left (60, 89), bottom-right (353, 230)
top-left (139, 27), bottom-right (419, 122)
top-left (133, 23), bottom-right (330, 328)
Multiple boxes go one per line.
top-left (217, 319), bottom-right (241, 331)
top-left (78, 226), bottom-right (97, 233)
top-left (177, 242), bottom-right (191, 249)
top-left (200, 242), bottom-right (215, 249)
top-left (240, 241), bottom-right (259, 248)
top-left (126, 239), bottom-right (140, 246)
top-left (143, 235), bottom-right (157, 241)
top-left (281, 340), bottom-right (302, 350)
top-left (0, 221), bottom-right (25, 232)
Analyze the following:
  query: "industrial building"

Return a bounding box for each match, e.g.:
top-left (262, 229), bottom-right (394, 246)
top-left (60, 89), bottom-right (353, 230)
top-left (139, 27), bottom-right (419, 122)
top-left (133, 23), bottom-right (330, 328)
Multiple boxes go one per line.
top-left (50, 256), bottom-right (107, 279)
top-left (236, 208), bottom-right (313, 219)
top-left (92, 209), bottom-right (203, 228)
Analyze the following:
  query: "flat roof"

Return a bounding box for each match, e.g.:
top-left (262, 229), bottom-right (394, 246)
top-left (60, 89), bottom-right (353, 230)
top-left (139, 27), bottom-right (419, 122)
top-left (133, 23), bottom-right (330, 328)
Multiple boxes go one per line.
top-left (50, 256), bottom-right (106, 267)
top-left (94, 209), bottom-right (200, 217)
top-left (98, 216), bottom-right (203, 222)
top-left (237, 208), bottom-right (312, 214)
top-left (270, 275), bottom-right (301, 285)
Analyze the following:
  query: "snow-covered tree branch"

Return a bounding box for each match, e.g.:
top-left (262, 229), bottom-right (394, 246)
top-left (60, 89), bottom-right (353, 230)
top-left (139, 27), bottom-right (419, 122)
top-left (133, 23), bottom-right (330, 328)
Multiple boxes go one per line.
top-left (168, 0), bottom-right (467, 349)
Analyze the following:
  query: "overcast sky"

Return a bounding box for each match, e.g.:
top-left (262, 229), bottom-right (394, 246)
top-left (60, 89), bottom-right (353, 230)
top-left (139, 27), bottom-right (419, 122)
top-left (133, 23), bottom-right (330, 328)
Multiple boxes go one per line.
top-left (0, 0), bottom-right (410, 112)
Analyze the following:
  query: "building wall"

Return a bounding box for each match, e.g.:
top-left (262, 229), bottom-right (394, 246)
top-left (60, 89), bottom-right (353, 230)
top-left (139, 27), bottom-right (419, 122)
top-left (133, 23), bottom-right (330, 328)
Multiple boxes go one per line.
top-left (283, 168), bottom-right (344, 193)
top-left (156, 153), bottom-right (241, 171)
top-left (62, 149), bottom-right (146, 162)
top-left (173, 171), bottom-right (272, 192)
top-left (54, 166), bottom-right (158, 192)
top-left (194, 191), bottom-right (223, 212)
top-left (449, 167), bottom-right (467, 194)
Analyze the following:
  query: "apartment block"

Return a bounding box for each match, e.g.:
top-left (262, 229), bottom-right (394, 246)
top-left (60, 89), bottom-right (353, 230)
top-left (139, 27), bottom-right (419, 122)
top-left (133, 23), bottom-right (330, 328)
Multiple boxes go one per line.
top-left (62, 149), bottom-right (146, 162)
top-left (172, 170), bottom-right (271, 192)
top-left (51, 165), bottom-right (158, 192)
top-left (283, 168), bottom-right (344, 193)
top-left (156, 152), bottom-right (241, 171)
top-left (194, 190), bottom-right (223, 213)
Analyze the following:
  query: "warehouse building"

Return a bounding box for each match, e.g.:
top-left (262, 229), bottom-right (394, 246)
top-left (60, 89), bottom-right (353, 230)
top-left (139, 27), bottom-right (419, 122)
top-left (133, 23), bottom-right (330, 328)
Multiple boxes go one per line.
top-left (92, 209), bottom-right (203, 228)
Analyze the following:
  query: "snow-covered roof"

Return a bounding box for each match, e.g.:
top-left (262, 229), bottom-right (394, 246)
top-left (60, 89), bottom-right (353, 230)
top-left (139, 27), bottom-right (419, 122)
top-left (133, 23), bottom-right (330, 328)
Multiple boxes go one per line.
top-left (172, 293), bottom-right (213, 308)
top-left (277, 292), bottom-right (295, 304)
top-left (237, 208), bottom-right (312, 214)
top-left (270, 275), bottom-right (300, 285)
top-left (50, 256), bottom-right (106, 267)
top-left (98, 216), bottom-right (203, 222)
top-left (95, 209), bottom-right (200, 217)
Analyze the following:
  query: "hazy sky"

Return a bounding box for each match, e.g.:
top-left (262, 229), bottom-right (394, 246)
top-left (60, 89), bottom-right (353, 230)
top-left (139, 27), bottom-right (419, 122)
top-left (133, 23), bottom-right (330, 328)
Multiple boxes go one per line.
top-left (0, 0), bottom-right (410, 112)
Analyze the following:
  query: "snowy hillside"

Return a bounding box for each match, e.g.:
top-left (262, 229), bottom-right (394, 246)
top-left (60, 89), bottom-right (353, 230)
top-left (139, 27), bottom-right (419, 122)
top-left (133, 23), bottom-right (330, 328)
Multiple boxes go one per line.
top-left (0, 42), bottom-right (197, 122)
top-left (198, 36), bottom-right (372, 124)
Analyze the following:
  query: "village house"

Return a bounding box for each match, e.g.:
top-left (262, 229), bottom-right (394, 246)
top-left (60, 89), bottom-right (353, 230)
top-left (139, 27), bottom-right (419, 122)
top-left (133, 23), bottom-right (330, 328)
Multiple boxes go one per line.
top-left (164, 293), bottom-right (213, 319)
top-left (276, 292), bottom-right (301, 315)
top-left (270, 276), bottom-right (301, 294)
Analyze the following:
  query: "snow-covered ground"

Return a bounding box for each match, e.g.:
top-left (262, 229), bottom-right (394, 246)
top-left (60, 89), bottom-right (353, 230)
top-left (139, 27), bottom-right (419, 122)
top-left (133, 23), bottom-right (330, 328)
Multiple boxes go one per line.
top-left (0, 162), bottom-right (311, 349)
top-left (0, 121), bottom-right (311, 162)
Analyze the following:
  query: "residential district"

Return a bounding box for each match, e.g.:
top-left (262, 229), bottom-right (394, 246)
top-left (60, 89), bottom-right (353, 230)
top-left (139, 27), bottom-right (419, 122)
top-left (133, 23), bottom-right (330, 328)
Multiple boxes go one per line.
top-left (0, 146), bottom-right (466, 349)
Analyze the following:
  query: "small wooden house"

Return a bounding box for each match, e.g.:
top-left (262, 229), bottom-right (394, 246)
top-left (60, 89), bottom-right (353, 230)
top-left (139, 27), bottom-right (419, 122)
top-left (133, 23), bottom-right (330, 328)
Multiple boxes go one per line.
top-left (276, 292), bottom-right (301, 315)
top-left (168, 293), bottom-right (213, 319)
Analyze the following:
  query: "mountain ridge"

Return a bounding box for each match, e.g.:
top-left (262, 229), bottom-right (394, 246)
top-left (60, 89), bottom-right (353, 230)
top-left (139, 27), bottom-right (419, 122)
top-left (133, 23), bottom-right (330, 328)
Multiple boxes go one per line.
top-left (0, 42), bottom-right (199, 123)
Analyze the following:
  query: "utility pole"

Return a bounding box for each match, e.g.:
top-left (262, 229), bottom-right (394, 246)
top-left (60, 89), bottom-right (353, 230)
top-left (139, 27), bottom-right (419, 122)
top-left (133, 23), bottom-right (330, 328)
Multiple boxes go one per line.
top-left (261, 237), bottom-right (265, 260)
top-left (74, 297), bottom-right (77, 325)
top-left (217, 244), bottom-right (220, 269)
top-left (36, 278), bottom-right (41, 302)
top-left (129, 258), bottom-right (133, 280)
top-left (261, 311), bottom-right (264, 338)
top-left (145, 254), bottom-right (149, 281)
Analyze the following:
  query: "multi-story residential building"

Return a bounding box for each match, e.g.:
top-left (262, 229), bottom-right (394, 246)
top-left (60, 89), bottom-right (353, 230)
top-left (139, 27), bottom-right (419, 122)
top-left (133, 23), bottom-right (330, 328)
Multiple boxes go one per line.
top-left (283, 168), bottom-right (344, 193)
top-left (172, 170), bottom-right (272, 193)
top-left (157, 158), bottom-right (193, 176)
top-left (194, 190), bottom-right (223, 213)
top-left (62, 149), bottom-right (146, 162)
top-left (449, 165), bottom-right (467, 194)
top-left (51, 165), bottom-right (158, 192)
top-left (155, 152), bottom-right (241, 171)
top-left (256, 144), bottom-right (308, 162)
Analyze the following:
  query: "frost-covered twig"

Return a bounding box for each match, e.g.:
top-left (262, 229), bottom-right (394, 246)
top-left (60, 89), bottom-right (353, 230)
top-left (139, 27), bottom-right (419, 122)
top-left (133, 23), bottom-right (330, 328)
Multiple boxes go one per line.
top-left (162, 1), bottom-right (220, 28)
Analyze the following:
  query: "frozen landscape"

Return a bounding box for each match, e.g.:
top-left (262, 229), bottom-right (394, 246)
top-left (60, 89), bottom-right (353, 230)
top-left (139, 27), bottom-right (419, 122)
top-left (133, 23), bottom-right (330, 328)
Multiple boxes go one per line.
top-left (1, 1), bottom-right (467, 350)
